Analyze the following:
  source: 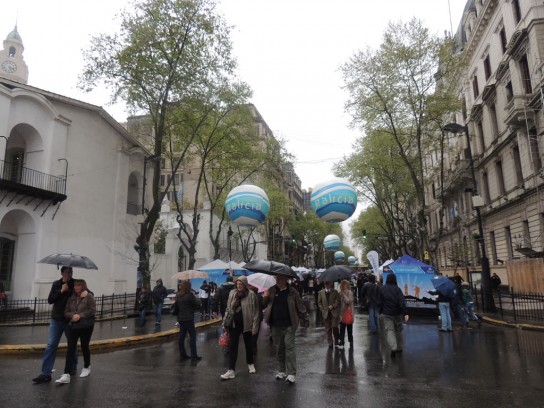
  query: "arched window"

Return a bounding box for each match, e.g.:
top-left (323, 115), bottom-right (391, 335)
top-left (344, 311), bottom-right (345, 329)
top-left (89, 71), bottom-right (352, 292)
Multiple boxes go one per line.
top-left (8, 46), bottom-right (16, 57)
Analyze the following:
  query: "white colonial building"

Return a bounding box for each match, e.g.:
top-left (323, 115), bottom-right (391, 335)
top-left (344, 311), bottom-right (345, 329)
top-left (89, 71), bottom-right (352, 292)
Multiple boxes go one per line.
top-left (0, 27), bottom-right (150, 299)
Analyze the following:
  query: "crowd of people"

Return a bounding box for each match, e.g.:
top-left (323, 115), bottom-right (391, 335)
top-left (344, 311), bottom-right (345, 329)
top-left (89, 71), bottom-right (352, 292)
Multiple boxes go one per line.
top-left (30, 266), bottom-right (482, 386)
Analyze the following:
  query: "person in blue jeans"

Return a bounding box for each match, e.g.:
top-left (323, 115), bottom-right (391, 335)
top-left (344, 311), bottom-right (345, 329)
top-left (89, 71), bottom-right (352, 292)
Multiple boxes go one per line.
top-left (32, 266), bottom-right (78, 384)
top-left (361, 274), bottom-right (380, 333)
top-left (152, 279), bottom-right (167, 325)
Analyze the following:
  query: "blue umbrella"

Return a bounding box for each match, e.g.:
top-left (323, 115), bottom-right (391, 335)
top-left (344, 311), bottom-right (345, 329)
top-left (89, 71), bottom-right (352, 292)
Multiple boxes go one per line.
top-left (431, 276), bottom-right (456, 298)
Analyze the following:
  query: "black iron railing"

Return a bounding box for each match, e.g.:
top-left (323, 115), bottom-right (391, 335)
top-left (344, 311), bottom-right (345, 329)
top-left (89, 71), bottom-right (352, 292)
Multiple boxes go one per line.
top-left (0, 293), bottom-right (137, 324)
top-left (473, 287), bottom-right (544, 322)
top-left (0, 159), bottom-right (66, 195)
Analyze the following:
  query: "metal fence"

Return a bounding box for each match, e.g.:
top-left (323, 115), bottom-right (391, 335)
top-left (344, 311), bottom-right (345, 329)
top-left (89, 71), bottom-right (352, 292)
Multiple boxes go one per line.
top-left (473, 288), bottom-right (544, 322)
top-left (0, 293), bottom-right (137, 324)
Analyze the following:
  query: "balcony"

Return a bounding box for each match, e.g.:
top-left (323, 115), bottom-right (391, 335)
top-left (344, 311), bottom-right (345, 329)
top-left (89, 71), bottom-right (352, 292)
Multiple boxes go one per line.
top-left (504, 94), bottom-right (533, 129)
top-left (0, 160), bottom-right (67, 205)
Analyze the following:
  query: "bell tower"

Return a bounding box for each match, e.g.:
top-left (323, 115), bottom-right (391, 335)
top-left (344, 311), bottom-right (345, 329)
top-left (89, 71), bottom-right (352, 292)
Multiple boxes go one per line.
top-left (0, 25), bottom-right (29, 84)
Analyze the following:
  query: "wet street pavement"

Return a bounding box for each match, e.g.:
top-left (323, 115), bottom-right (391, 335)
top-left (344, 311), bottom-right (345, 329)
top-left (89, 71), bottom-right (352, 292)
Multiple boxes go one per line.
top-left (1, 309), bottom-right (544, 408)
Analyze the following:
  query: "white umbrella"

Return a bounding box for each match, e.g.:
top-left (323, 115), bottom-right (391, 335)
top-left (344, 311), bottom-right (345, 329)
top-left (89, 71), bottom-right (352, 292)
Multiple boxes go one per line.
top-left (247, 273), bottom-right (277, 293)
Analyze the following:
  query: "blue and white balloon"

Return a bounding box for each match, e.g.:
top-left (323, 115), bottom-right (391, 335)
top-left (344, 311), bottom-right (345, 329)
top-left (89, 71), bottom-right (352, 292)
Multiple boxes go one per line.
top-left (225, 185), bottom-right (270, 227)
top-left (334, 251), bottom-right (345, 263)
top-left (348, 256), bottom-right (357, 265)
top-left (323, 234), bottom-right (341, 251)
top-left (311, 178), bottom-right (358, 223)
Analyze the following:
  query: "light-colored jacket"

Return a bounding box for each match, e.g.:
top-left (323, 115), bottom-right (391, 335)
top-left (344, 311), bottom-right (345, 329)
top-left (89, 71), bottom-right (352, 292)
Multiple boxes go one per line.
top-left (339, 289), bottom-right (354, 319)
top-left (317, 288), bottom-right (340, 320)
top-left (224, 289), bottom-right (260, 333)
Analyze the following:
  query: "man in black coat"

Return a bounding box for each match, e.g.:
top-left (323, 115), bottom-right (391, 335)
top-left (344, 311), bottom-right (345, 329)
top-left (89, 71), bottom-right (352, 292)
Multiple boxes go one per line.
top-left (379, 273), bottom-right (409, 357)
top-left (212, 276), bottom-right (235, 318)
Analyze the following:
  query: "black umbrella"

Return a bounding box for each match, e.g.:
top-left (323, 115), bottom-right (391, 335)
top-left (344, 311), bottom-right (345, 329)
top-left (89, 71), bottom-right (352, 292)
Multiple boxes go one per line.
top-left (38, 253), bottom-right (98, 270)
top-left (319, 265), bottom-right (353, 282)
top-left (243, 260), bottom-right (297, 278)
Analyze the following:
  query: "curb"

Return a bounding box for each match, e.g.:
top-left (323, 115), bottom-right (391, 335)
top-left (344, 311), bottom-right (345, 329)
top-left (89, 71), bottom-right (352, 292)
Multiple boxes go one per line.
top-left (0, 318), bottom-right (222, 355)
top-left (481, 316), bottom-right (544, 332)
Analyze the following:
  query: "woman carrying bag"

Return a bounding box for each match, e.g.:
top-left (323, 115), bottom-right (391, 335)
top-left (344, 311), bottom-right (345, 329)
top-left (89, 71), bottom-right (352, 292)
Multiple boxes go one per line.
top-left (338, 279), bottom-right (354, 349)
top-left (56, 279), bottom-right (96, 384)
top-left (220, 276), bottom-right (260, 380)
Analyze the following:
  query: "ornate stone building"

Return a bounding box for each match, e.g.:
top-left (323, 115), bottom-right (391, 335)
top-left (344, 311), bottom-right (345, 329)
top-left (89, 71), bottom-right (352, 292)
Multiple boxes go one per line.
top-left (427, 0), bottom-right (544, 290)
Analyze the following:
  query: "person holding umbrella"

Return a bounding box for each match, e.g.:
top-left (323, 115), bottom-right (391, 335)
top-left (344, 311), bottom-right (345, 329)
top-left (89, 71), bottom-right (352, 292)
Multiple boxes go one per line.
top-left (263, 274), bottom-right (309, 384)
top-left (379, 273), bottom-right (409, 357)
top-left (220, 276), bottom-right (260, 380)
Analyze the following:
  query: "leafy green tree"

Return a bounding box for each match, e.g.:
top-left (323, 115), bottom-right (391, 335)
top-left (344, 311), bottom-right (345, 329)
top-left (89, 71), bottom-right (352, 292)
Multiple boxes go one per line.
top-left (340, 18), bottom-right (463, 260)
top-left (79, 0), bottom-right (241, 289)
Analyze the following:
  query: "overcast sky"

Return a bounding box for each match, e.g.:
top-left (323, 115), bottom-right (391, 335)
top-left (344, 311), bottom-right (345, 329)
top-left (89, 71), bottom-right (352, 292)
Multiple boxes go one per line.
top-left (1, 0), bottom-right (468, 192)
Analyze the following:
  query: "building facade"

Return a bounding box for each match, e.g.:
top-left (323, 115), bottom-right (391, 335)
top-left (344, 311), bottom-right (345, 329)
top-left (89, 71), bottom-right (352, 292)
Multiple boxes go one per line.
top-left (0, 28), bottom-right (150, 299)
top-left (427, 0), bottom-right (544, 288)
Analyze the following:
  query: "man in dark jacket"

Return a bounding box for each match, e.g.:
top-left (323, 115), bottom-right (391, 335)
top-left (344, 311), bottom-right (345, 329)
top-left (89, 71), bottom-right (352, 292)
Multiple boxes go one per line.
top-left (32, 266), bottom-right (77, 383)
top-left (152, 279), bottom-right (168, 325)
top-left (361, 274), bottom-right (380, 333)
top-left (379, 273), bottom-right (409, 357)
top-left (212, 276), bottom-right (236, 318)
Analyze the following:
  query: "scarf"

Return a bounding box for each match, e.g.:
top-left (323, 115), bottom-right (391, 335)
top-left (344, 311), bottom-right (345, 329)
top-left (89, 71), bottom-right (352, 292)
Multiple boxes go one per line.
top-left (232, 287), bottom-right (248, 312)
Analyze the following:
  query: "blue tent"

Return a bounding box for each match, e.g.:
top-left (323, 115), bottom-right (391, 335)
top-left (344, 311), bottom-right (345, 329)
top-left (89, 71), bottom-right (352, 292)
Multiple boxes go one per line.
top-left (383, 255), bottom-right (436, 309)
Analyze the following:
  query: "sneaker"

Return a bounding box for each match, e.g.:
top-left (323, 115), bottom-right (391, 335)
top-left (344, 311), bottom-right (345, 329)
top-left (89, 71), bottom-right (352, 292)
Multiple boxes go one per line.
top-left (220, 370), bottom-right (235, 380)
top-left (175, 322), bottom-right (179, 327)
top-left (155, 321), bottom-right (161, 325)
top-left (248, 364), bottom-right (256, 374)
top-left (80, 367), bottom-right (91, 378)
top-left (275, 372), bottom-right (287, 380)
top-left (336, 345), bottom-right (344, 350)
top-left (32, 374), bottom-right (52, 384)
top-left (286, 375), bottom-right (296, 384)
top-left (55, 374), bottom-right (70, 384)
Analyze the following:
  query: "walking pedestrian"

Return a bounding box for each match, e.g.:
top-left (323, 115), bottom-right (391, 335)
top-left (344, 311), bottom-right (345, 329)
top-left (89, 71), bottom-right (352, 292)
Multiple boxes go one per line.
top-left (173, 280), bottom-right (202, 362)
top-left (461, 282), bottom-right (481, 327)
top-left (199, 280), bottom-right (210, 320)
top-left (220, 276), bottom-right (260, 380)
top-left (213, 276), bottom-right (236, 318)
top-left (452, 275), bottom-right (468, 328)
top-left (263, 274), bottom-right (309, 384)
top-left (56, 279), bottom-right (96, 384)
top-left (338, 280), bottom-right (354, 349)
top-left (136, 286), bottom-right (150, 326)
top-left (317, 281), bottom-right (341, 348)
top-left (152, 279), bottom-right (168, 325)
top-left (361, 274), bottom-right (380, 333)
top-left (379, 273), bottom-right (409, 357)
top-left (32, 266), bottom-right (77, 384)
top-left (432, 289), bottom-right (453, 332)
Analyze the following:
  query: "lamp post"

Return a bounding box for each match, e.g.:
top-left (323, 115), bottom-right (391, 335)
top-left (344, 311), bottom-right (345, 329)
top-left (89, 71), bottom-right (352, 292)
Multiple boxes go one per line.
top-left (227, 226), bottom-right (234, 261)
top-left (443, 122), bottom-right (495, 312)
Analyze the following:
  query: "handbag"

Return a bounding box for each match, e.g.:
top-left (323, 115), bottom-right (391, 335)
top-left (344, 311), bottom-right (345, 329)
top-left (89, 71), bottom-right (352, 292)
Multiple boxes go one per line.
top-left (341, 307), bottom-right (354, 325)
top-left (70, 316), bottom-right (95, 331)
top-left (223, 310), bottom-right (234, 328)
top-left (218, 330), bottom-right (230, 349)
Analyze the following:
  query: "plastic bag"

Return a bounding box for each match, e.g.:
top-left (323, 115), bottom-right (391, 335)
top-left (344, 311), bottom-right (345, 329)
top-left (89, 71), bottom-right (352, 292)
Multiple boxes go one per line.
top-left (218, 330), bottom-right (230, 349)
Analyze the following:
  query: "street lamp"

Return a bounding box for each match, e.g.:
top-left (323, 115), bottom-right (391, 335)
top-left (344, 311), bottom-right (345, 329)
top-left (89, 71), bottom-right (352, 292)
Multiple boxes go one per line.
top-left (443, 122), bottom-right (495, 312)
top-left (227, 226), bottom-right (233, 261)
